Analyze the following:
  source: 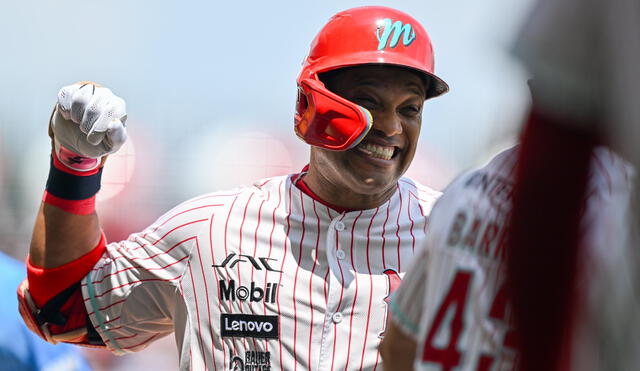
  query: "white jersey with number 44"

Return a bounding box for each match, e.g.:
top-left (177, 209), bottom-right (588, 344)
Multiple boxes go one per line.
top-left (390, 146), bottom-right (634, 371)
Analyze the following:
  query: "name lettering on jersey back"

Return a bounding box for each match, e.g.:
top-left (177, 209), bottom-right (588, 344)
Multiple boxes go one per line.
top-left (219, 280), bottom-right (279, 304)
top-left (464, 171), bottom-right (513, 212)
top-left (221, 314), bottom-right (279, 339)
top-left (447, 211), bottom-right (509, 261)
top-left (213, 253), bottom-right (282, 272)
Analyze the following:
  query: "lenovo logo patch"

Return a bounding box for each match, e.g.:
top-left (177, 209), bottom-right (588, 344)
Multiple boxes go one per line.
top-left (221, 314), bottom-right (279, 339)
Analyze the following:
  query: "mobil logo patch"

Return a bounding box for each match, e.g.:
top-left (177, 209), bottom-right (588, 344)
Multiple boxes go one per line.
top-left (219, 279), bottom-right (279, 304)
top-left (221, 314), bottom-right (279, 339)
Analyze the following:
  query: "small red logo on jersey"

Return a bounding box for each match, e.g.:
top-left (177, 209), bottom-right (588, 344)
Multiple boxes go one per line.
top-left (380, 268), bottom-right (402, 338)
top-left (383, 269), bottom-right (402, 304)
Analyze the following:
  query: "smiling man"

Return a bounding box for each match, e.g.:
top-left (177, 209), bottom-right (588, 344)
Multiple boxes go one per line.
top-left (19, 6), bottom-right (448, 370)
top-left (305, 65), bottom-right (430, 210)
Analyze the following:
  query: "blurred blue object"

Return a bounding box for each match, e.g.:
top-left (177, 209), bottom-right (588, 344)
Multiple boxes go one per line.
top-left (0, 252), bottom-right (91, 371)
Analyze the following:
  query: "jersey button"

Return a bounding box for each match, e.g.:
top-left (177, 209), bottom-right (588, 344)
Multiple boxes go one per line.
top-left (336, 249), bottom-right (346, 260)
top-left (332, 312), bottom-right (343, 324)
top-left (335, 221), bottom-right (345, 231)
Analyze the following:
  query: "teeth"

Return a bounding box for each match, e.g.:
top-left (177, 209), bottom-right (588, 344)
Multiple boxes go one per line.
top-left (357, 143), bottom-right (394, 160)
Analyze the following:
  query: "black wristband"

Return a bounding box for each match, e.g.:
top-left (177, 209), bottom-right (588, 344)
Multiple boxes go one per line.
top-left (45, 157), bottom-right (103, 200)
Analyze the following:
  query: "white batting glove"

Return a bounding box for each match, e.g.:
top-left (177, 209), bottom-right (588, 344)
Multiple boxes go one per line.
top-left (50, 82), bottom-right (127, 170)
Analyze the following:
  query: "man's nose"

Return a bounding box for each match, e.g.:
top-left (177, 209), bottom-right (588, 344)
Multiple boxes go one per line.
top-left (372, 110), bottom-right (403, 137)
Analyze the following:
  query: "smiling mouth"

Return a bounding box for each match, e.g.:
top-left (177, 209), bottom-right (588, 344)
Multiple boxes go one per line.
top-left (356, 142), bottom-right (397, 161)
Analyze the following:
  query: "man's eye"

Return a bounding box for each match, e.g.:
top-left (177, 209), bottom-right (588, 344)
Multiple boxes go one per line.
top-left (354, 97), bottom-right (377, 109)
top-left (401, 105), bottom-right (421, 116)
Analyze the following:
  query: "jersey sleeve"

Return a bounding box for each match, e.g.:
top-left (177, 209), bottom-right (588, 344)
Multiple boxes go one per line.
top-left (81, 195), bottom-right (216, 354)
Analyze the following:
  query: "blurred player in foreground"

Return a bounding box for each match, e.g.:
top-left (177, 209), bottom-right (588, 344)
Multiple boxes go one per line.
top-left (379, 144), bottom-right (634, 370)
top-left (0, 251), bottom-right (91, 371)
top-left (509, 0), bottom-right (640, 369)
top-left (17, 6), bottom-right (450, 370)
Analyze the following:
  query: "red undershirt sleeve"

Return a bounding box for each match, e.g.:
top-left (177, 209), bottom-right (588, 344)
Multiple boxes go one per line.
top-left (26, 232), bottom-right (107, 308)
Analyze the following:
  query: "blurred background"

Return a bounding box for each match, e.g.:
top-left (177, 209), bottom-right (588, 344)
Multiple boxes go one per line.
top-left (0, 0), bottom-right (534, 369)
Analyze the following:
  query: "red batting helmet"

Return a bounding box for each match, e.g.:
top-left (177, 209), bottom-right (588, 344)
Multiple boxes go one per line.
top-left (294, 6), bottom-right (449, 151)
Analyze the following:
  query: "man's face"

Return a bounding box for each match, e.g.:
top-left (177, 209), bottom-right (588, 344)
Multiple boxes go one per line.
top-left (308, 65), bottom-right (427, 203)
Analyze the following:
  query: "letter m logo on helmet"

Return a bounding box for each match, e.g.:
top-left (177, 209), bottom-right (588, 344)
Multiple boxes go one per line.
top-left (376, 19), bottom-right (416, 50)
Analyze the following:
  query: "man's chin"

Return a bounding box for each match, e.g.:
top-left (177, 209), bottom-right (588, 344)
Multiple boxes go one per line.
top-left (349, 175), bottom-right (399, 195)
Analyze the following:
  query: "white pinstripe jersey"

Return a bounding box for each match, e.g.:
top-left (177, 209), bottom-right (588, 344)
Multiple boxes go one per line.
top-left (80, 174), bottom-right (440, 370)
top-left (390, 146), bottom-right (634, 371)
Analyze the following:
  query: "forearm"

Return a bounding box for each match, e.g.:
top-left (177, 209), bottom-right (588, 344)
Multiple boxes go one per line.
top-left (30, 202), bottom-right (101, 268)
top-left (379, 319), bottom-right (417, 371)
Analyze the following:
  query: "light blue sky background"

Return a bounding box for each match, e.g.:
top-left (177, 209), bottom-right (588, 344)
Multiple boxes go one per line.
top-left (0, 0), bottom-right (535, 258)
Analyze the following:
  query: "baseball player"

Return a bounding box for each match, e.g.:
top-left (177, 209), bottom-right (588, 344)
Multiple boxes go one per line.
top-left (507, 0), bottom-right (640, 369)
top-left (378, 145), bottom-right (634, 371)
top-left (18, 6), bottom-right (449, 370)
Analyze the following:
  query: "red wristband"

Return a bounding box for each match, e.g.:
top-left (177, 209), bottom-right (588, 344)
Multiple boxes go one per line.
top-left (42, 191), bottom-right (97, 215)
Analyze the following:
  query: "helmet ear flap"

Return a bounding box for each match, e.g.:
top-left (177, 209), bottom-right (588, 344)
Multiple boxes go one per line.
top-left (294, 78), bottom-right (372, 151)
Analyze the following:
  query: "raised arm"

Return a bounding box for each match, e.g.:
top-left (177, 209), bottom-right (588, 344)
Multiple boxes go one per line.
top-left (18, 83), bottom-right (128, 347)
top-left (30, 82), bottom-right (127, 268)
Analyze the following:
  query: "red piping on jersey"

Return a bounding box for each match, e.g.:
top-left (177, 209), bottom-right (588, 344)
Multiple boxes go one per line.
top-left (88, 255), bottom-right (189, 286)
top-left (331, 213), bottom-right (348, 371)
top-left (27, 232), bottom-right (107, 307)
top-left (141, 203), bottom-right (223, 239)
top-left (307, 200), bottom-right (322, 370)
top-left (194, 237), bottom-right (216, 370)
top-left (251, 196), bottom-right (266, 352)
top-left (395, 184), bottom-right (403, 271)
top-left (381, 202), bottom-right (391, 268)
top-left (238, 193), bottom-right (255, 350)
top-left (209, 214), bottom-right (226, 369)
top-left (263, 181), bottom-right (282, 355)
top-left (187, 255), bottom-right (209, 370)
top-left (323, 270), bottom-right (329, 303)
top-left (122, 333), bottom-right (160, 351)
top-left (84, 233), bottom-right (201, 284)
top-left (358, 206), bottom-right (380, 371)
top-left (291, 190), bottom-right (307, 371)
top-left (344, 210), bottom-right (363, 371)
top-left (277, 183), bottom-right (294, 365)
top-left (223, 195), bottom-right (240, 357)
top-left (373, 203), bottom-right (392, 371)
top-left (407, 196), bottom-right (416, 253)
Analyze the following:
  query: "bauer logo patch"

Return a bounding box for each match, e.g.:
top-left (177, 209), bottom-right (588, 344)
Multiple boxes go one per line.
top-left (221, 314), bottom-right (279, 339)
top-left (227, 350), bottom-right (271, 370)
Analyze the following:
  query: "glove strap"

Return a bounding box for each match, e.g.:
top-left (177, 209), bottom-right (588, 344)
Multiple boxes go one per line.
top-left (53, 140), bottom-right (101, 172)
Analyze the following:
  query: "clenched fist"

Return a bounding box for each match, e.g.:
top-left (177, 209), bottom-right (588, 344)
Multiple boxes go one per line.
top-left (50, 82), bottom-right (127, 169)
